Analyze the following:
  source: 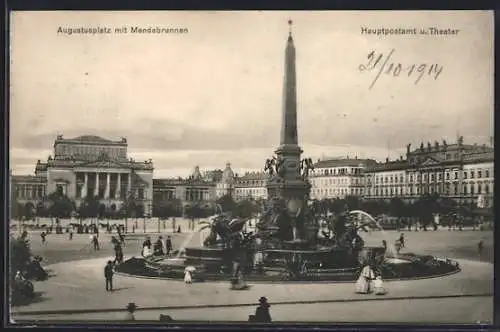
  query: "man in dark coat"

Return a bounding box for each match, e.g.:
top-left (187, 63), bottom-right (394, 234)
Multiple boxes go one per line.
top-left (166, 236), bottom-right (173, 255)
top-left (104, 260), bottom-right (114, 291)
top-left (253, 296), bottom-right (272, 323)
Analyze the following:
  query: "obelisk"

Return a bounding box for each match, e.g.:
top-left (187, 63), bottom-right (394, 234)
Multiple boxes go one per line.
top-left (266, 20), bottom-right (311, 242)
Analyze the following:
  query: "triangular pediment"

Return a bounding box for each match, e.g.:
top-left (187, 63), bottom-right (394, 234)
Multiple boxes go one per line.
top-left (420, 157), bottom-right (440, 166)
top-left (77, 160), bottom-right (130, 169)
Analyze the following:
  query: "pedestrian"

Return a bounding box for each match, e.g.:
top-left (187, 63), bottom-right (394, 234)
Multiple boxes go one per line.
top-left (373, 275), bottom-right (387, 295)
top-left (154, 236), bottom-right (164, 256)
top-left (184, 266), bottom-right (194, 284)
top-left (114, 241), bottom-right (123, 264)
top-left (69, 228), bottom-right (73, 240)
top-left (355, 264), bottom-right (375, 294)
top-left (399, 233), bottom-right (405, 248)
top-left (253, 296), bottom-right (272, 323)
top-left (478, 240), bottom-right (484, 256)
top-left (124, 302), bottom-right (137, 321)
top-left (40, 231), bottom-right (46, 245)
top-left (177, 225), bottom-right (181, 233)
top-left (93, 234), bottom-right (100, 251)
top-left (166, 236), bottom-right (173, 255)
top-left (104, 260), bottom-right (114, 291)
top-left (119, 232), bottom-right (125, 247)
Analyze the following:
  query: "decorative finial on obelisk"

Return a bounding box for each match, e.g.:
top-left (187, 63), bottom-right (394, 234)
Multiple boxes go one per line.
top-left (288, 19), bottom-right (293, 38)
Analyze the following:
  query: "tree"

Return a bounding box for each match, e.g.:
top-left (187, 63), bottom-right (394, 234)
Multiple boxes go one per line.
top-left (78, 195), bottom-right (100, 223)
top-left (46, 192), bottom-right (75, 219)
top-left (234, 199), bottom-right (260, 218)
top-left (10, 235), bottom-right (32, 279)
top-left (11, 200), bottom-right (23, 220)
top-left (24, 202), bottom-right (36, 221)
top-left (216, 194), bottom-right (237, 213)
top-left (412, 193), bottom-right (439, 230)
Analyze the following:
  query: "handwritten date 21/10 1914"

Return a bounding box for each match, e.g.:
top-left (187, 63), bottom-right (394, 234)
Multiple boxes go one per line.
top-left (358, 49), bottom-right (444, 90)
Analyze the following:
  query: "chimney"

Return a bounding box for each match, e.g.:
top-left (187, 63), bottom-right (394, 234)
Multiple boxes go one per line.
top-left (385, 157), bottom-right (389, 163)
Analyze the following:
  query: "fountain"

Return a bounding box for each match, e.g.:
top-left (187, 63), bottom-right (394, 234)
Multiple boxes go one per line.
top-left (116, 21), bottom-right (460, 282)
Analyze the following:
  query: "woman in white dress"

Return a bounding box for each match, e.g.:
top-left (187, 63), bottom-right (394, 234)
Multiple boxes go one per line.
top-left (373, 276), bottom-right (387, 295)
top-left (142, 245), bottom-right (153, 257)
top-left (184, 267), bottom-right (193, 284)
top-left (355, 264), bottom-right (375, 294)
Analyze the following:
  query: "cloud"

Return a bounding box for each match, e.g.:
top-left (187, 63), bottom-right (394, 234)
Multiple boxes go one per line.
top-left (9, 11), bottom-right (493, 177)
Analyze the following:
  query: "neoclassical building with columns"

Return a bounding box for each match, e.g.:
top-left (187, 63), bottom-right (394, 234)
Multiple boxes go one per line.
top-left (12, 135), bottom-right (154, 215)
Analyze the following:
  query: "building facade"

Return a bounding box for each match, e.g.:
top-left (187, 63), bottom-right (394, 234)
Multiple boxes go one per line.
top-left (233, 171), bottom-right (268, 201)
top-left (363, 137), bottom-right (494, 207)
top-left (309, 158), bottom-right (377, 200)
top-left (12, 135), bottom-right (154, 215)
top-left (153, 166), bottom-right (216, 207)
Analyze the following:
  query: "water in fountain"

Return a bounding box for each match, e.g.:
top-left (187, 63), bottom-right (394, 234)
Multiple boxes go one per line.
top-left (174, 214), bottom-right (220, 259)
top-left (349, 210), bottom-right (399, 258)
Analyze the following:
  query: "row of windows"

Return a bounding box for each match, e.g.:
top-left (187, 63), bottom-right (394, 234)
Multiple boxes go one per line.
top-left (14, 185), bottom-right (45, 199)
top-left (312, 178), bottom-right (352, 186)
top-left (368, 182), bottom-right (492, 197)
top-left (317, 167), bottom-right (363, 176)
top-left (312, 187), bottom-right (363, 196)
top-left (372, 168), bottom-right (492, 184)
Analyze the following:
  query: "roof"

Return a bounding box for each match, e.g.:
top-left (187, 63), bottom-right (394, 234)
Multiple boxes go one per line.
top-left (462, 151), bottom-right (494, 164)
top-left (55, 135), bottom-right (127, 146)
top-left (314, 158), bottom-right (377, 168)
top-left (364, 160), bottom-right (409, 173)
top-left (236, 171), bottom-right (267, 180)
top-left (12, 175), bottom-right (47, 183)
top-left (44, 158), bottom-right (154, 170)
top-left (409, 143), bottom-right (493, 155)
top-left (153, 178), bottom-right (215, 187)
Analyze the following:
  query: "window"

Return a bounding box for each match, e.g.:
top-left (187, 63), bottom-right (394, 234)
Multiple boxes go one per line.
top-left (446, 173), bottom-right (450, 180)
top-left (438, 173), bottom-right (442, 181)
top-left (463, 172), bottom-right (467, 179)
top-left (400, 176), bottom-right (404, 183)
top-left (470, 186), bottom-right (475, 196)
top-left (431, 174), bottom-right (435, 181)
top-left (478, 170), bottom-right (482, 178)
top-left (454, 172), bottom-right (458, 180)
top-left (454, 184), bottom-right (458, 195)
top-left (478, 184), bottom-right (482, 194)
top-left (485, 170), bottom-right (490, 178)
top-left (470, 171), bottom-right (475, 179)
top-left (463, 186), bottom-right (468, 195)
top-left (485, 184), bottom-right (490, 194)
top-left (410, 175), bottom-right (414, 182)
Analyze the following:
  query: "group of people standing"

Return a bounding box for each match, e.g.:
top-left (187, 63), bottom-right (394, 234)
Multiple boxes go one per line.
top-left (141, 235), bottom-right (173, 257)
top-left (355, 264), bottom-right (387, 295)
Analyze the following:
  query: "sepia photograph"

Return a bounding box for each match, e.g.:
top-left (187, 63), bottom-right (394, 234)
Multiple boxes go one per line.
top-left (8, 10), bottom-right (494, 324)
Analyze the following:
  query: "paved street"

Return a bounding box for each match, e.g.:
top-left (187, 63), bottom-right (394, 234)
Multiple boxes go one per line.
top-left (10, 228), bottom-right (494, 323)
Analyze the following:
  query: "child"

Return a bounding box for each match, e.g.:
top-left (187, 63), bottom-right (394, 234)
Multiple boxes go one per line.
top-left (184, 267), bottom-right (193, 284)
top-left (373, 276), bottom-right (387, 295)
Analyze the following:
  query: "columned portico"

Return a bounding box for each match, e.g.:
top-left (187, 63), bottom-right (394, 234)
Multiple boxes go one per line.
top-left (75, 170), bottom-right (134, 201)
top-left (94, 172), bottom-right (99, 196)
top-left (116, 173), bottom-right (121, 199)
top-left (105, 173), bottom-right (111, 198)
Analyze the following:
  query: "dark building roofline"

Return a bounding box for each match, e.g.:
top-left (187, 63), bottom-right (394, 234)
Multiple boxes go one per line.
top-left (314, 158), bottom-right (378, 168)
top-left (12, 175), bottom-right (47, 183)
top-left (54, 135), bottom-right (127, 146)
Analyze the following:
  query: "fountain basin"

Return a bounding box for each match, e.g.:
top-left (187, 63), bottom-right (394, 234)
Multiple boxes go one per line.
top-left (116, 247), bottom-right (461, 282)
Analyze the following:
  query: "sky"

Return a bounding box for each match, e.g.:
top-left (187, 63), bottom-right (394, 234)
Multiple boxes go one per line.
top-left (10, 11), bottom-right (494, 178)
